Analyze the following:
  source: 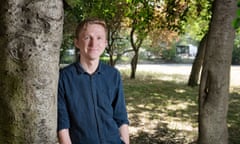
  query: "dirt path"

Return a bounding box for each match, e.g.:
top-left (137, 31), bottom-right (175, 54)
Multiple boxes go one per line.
top-left (117, 64), bottom-right (240, 87)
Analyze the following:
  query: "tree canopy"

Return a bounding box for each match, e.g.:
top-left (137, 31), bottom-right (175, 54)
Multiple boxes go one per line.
top-left (61, 0), bottom-right (216, 76)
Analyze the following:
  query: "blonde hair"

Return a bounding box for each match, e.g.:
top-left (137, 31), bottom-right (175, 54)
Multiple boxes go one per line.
top-left (75, 18), bottom-right (108, 39)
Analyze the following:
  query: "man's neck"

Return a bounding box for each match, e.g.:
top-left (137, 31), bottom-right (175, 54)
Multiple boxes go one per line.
top-left (80, 57), bottom-right (99, 75)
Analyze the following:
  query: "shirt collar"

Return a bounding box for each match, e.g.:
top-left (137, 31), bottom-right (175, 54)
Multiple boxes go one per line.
top-left (74, 61), bottom-right (102, 75)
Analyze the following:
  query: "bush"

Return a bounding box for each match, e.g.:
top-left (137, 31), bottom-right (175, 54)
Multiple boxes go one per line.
top-left (161, 48), bottom-right (176, 62)
top-left (232, 46), bottom-right (240, 65)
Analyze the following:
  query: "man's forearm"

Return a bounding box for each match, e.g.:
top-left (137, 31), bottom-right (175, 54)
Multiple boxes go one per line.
top-left (58, 129), bottom-right (72, 144)
top-left (119, 124), bottom-right (129, 144)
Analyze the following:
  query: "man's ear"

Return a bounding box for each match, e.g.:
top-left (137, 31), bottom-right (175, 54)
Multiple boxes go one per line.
top-left (74, 38), bottom-right (80, 48)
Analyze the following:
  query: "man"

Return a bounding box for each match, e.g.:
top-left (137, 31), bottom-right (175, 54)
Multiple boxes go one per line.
top-left (57, 18), bottom-right (129, 144)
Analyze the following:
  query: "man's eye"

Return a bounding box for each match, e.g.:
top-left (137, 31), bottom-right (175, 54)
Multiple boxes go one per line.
top-left (83, 36), bottom-right (90, 40)
top-left (97, 37), bottom-right (102, 40)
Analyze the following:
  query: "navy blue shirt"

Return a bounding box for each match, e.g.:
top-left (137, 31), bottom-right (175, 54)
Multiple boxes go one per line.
top-left (57, 62), bottom-right (129, 144)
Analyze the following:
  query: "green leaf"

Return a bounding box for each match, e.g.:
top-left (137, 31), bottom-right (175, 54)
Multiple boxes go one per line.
top-left (237, 9), bottom-right (240, 17)
top-left (232, 18), bottom-right (240, 29)
top-left (237, 0), bottom-right (240, 7)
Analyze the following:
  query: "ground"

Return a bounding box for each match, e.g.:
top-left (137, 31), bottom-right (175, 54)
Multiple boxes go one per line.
top-left (117, 64), bottom-right (240, 144)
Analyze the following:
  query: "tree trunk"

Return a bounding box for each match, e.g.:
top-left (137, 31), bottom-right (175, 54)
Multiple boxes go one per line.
top-left (0, 0), bottom-right (63, 143)
top-left (109, 53), bottom-right (115, 66)
top-left (188, 34), bottom-right (208, 87)
top-left (198, 0), bottom-right (237, 144)
top-left (130, 52), bottom-right (139, 79)
top-left (129, 26), bottom-right (143, 79)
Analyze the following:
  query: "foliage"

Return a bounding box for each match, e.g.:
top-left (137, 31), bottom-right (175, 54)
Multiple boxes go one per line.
top-left (232, 0), bottom-right (240, 29)
top-left (125, 0), bottom-right (155, 37)
top-left (61, 0), bottom-right (215, 66)
top-left (232, 46), bottom-right (240, 65)
top-left (63, 0), bottom-right (129, 65)
top-left (161, 47), bottom-right (176, 62)
top-left (180, 0), bottom-right (212, 41)
top-left (60, 33), bottom-right (74, 64)
top-left (60, 1), bottom-right (80, 64)
top-left (233, 29), bottom-right (240, 65)
top-left (161, 0), bottom-right (189, 32)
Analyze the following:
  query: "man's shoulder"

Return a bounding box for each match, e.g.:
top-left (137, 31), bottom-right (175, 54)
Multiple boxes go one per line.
top-left (100, 62), bottom-right (119, 73)
top-left (60, 63), bottom-right (77, 74)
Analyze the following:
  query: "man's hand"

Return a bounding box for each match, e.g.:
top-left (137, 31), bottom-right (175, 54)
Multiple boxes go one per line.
top-left (119, 124), bottom-right (129, 144)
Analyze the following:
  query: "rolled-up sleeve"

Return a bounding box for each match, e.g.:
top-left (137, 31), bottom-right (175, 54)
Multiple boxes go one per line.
top-left (112, 71), bottom-right (129, 127)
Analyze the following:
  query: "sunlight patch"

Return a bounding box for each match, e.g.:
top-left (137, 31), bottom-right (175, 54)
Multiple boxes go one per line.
top-left (166, 102), bottom-right (189, 110)
top-left (167, 120), bottom-right (196, 131)
top-left (174, 89), bottom-right (186, 93)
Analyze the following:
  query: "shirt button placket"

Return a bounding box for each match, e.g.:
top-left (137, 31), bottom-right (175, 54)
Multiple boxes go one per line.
top-left (90, 75), bottom-right (103, 144)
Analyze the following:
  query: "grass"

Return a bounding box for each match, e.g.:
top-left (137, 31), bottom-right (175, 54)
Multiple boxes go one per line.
top-left (120, 70), bottom-right (240, 144)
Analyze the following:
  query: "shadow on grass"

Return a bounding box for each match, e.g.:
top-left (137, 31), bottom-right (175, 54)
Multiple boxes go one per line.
top-left (122, 72), bottom-right (240, 144)
top-left (228, 89), bottom-right (240, 144)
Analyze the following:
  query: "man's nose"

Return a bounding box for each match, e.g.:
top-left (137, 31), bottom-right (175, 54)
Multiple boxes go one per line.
top-left (89, 38), bottom-right (97, 47)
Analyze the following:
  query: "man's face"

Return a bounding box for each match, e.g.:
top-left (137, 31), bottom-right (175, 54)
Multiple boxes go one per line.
top-left (74, 24), bottom-right (107, 61)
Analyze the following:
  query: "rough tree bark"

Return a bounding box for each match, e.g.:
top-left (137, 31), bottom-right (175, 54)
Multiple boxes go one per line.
top-left (188, 33), bottom-right (208, 87)
top-left (198, 0), bottom-right (237, 144)
top-left (0, 0), bottom-right (63, 143)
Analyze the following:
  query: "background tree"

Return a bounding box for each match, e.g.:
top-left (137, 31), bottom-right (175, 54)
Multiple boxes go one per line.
top-left (126, 0), bottom-right (156, 79)
top-left (99, 1), bottom-right (129, 66)
top-left (198, 0), bottom-right (237, 143)
top-left (185, 0), bottom-right (212, 87)
top-left (188, 33), bottom-right (208, 86)
top-left (126, 0), bottom-right (191, 79)
top-left (0, 0), bottom-right (63, 143)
